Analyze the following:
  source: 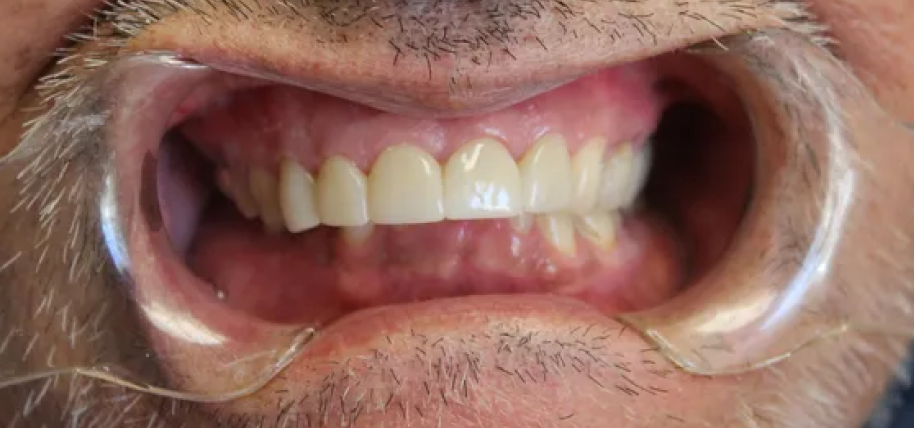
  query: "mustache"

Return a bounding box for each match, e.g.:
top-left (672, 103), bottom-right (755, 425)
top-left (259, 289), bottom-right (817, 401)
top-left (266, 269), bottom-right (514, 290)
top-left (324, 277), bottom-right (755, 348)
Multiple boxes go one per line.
top-left (37, 0), bottom-right (827, 109)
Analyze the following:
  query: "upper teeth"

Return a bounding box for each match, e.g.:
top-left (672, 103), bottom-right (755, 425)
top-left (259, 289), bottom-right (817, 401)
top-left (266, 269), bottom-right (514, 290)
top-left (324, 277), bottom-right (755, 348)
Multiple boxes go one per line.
top-left (218, 133), bottom-right (651, 232)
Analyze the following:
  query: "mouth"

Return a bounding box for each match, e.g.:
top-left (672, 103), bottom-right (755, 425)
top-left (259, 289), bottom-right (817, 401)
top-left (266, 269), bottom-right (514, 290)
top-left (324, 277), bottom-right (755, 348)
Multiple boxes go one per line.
top-left (124, 43), bottom-right (753, 373)
top-left (66, 1), bottom-right (777, 420)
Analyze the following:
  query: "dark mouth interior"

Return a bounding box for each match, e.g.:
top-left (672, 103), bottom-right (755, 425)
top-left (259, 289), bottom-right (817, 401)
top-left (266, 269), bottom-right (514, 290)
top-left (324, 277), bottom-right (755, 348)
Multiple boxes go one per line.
top-left (153, 53), bottom-right (754, 326)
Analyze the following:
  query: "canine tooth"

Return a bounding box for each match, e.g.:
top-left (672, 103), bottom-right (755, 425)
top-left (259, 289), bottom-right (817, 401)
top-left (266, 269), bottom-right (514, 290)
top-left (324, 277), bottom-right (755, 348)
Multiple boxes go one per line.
top-left (537, 214), bottom-right (577, 257)
top-left (316, 156), bottom-right (370, 227)
top-left (597, 143), bottom-right (634, 211)
top-left (217, 171), bottom-right (259, 219)
top-left (342, 224), bottom-right (374, 247)
top-left (519, 133), bottom-right (573, 213)
top-left (575, 212), bottom-right (619, 250)
top-left (369, 145), bottom-right (445, 225)
top-left (444, 138), bottom-right (522, 220)
top-left (570, 138), bottom-right (607, 214)
top-left (279, 158), bottom-right (320, 233)
top-left (622, 145), bottom-right (652, 207)
top-left (249, 167), bottom-right (284, 232)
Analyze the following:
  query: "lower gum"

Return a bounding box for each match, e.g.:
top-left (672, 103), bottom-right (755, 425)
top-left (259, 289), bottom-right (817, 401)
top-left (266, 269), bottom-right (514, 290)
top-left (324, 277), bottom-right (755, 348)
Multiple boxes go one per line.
top-left (187, 206), bottom-right (681, 324)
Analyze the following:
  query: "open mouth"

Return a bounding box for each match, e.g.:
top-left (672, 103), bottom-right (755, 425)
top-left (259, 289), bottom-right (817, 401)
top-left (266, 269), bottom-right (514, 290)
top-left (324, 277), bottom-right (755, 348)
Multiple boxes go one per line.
top-left (133, 51), bottom-right (752, 339)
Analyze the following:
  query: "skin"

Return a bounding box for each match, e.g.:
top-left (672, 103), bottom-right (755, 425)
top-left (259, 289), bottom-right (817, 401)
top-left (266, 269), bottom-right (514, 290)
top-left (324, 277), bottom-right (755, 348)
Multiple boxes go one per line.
top-left (0, 1), bottom-right (913, 427)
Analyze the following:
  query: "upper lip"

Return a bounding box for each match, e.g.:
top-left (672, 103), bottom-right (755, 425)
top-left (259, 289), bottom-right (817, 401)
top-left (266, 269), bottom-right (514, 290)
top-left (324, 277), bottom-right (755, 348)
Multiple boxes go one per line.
top-left (119, 0), bottom-right (796, 116)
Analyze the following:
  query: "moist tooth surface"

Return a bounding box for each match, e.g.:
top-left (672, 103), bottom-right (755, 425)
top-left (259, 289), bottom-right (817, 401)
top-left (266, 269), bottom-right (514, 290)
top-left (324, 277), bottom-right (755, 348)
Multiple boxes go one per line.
top-left (519, 133), bottom-right (574, 213)
top-left (279, 158), bottom-right (320, 233)
top-left (368, 144), bottom-right (445, 225)
top-left (443, 138), bottom-right (524, 220)
top-left (570, 137), bottom-right (607, 214)
top-left (316, 156), bottom-right (370, 227)
top-left (249, 167), bottom-right (284, 232)
top-left (218, 138), bottom-right (652, 239)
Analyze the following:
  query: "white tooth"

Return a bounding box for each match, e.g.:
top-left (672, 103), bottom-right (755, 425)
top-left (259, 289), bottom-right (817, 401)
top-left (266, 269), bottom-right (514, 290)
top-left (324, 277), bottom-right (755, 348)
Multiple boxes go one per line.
top-left (536, 214), bottom-right (577, 257)
top-left (248, 167), bottom-right (284, 232)
top-left (234, 178), bottom-right (261, 219)
top-left (342, 223), bottom-right (374, 247)
top-left (597, 143), bottom-right (634, 211)
top-left (279, 158), bottom-right (320, 233)
top-left (575, 212), bottom-right (619, 251)
top-left (368, 145), bottom-right (445, 225)
top-left (519, 133), bottom-right (574, 213)
top-left (510, 214), bottom-right (533, 234)
top-left (621, 144), bottom-right (652, 208)
top-left (444, 138), bottom-right (523, 220)
top-left (216, 171), bottom-right (258, 219)
top-left (570, 137), bottom-right (607, 214)
top-left (316, 156), bottom-right (370, 227)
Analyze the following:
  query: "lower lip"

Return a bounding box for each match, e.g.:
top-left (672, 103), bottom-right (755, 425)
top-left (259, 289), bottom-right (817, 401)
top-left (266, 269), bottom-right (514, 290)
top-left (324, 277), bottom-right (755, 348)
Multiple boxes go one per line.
top-left (186, 294), bottom-right (745, 427)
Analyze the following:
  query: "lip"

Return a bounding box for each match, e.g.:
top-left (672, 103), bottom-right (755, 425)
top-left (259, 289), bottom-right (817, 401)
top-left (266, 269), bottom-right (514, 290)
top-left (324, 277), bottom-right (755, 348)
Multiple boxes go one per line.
top-left (100, 36), bottom-right (758, 415)
top-left (121, 0), bottom-right (799, 116)
top-left (199, 293), bottom-right (750, 428)
top-left (97, 50), bottom-right (696, 413)
top-left (115, 54), bottom-right (686, 339)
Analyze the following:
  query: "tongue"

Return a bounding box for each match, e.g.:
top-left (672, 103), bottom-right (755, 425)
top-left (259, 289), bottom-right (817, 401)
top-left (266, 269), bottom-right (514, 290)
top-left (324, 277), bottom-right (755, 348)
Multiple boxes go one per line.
top-left (187, 205), bottom-right (682, 325)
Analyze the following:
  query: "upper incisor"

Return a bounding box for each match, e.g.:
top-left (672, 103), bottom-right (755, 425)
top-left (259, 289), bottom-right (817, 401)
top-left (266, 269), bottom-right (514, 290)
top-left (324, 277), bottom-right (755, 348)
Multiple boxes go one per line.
top-left (519, 133), bottom-right (574, 213)
top-left (443, 138), bottom-right (523, 220)
top-left (368, 144), bottom-right (445, 224)
top-left (234, 137), bottom-right (649, 230)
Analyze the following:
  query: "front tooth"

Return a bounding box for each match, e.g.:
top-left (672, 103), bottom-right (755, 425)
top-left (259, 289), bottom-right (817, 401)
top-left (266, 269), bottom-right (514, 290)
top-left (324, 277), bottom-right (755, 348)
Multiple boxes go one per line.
top-left (570, 137), bottom-right (607, 214)
top-left (519, 133), bottom-right (573, 213)
top-left (536, 214), bottom-right (577, 257)
top-left (279, 158), bottom-right (320, 233)
top-left (249, 167), bottom-right (284, 232)
top-left (575, 212), bottom-right (619, 251)
top-left (621, 144), bottom-right (652, 207)
top-left (316, 156), bottom-right (370, 227)
top-left (444, 138), bottom-right (523, 220)
top-left (597, 143), bottom-right (635, 211)
top-left (368, 145), bottom-right (445, 225)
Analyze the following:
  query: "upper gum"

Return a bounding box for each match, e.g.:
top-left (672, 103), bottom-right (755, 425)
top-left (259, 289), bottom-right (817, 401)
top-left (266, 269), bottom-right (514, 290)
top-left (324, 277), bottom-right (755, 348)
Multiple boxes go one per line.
top-left (179, 64), bottom-right (664, 173)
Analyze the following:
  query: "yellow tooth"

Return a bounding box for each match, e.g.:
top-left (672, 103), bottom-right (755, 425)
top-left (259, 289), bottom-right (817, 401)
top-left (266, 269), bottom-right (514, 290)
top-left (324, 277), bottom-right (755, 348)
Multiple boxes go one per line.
top-left (341, 223), bottom-right (374, 247)
top-left (570, 137), bottom-right (607, 214)
top-left (575, 212), bottom-right (619, 251)
top-left (444, 138), bottom-right (523, 220)
top-left (279, 158), bottom-right (320, 233)
top-left (248, 167), bottom-right (284, 232)
top-left (316, 156), bottom-right (370, 227)
top-left (597, 143), bottom-right (634, 211)
top-left (368, 145), bottom-right (445, 225)
top-left (519, 133), bottom-right (574, 213)
top-left (622, 145), bottom-right (652, 207)
top-left (536, 214), bottom-right (577, 257)
top-left (510, 214), bottom-right (533, 234)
